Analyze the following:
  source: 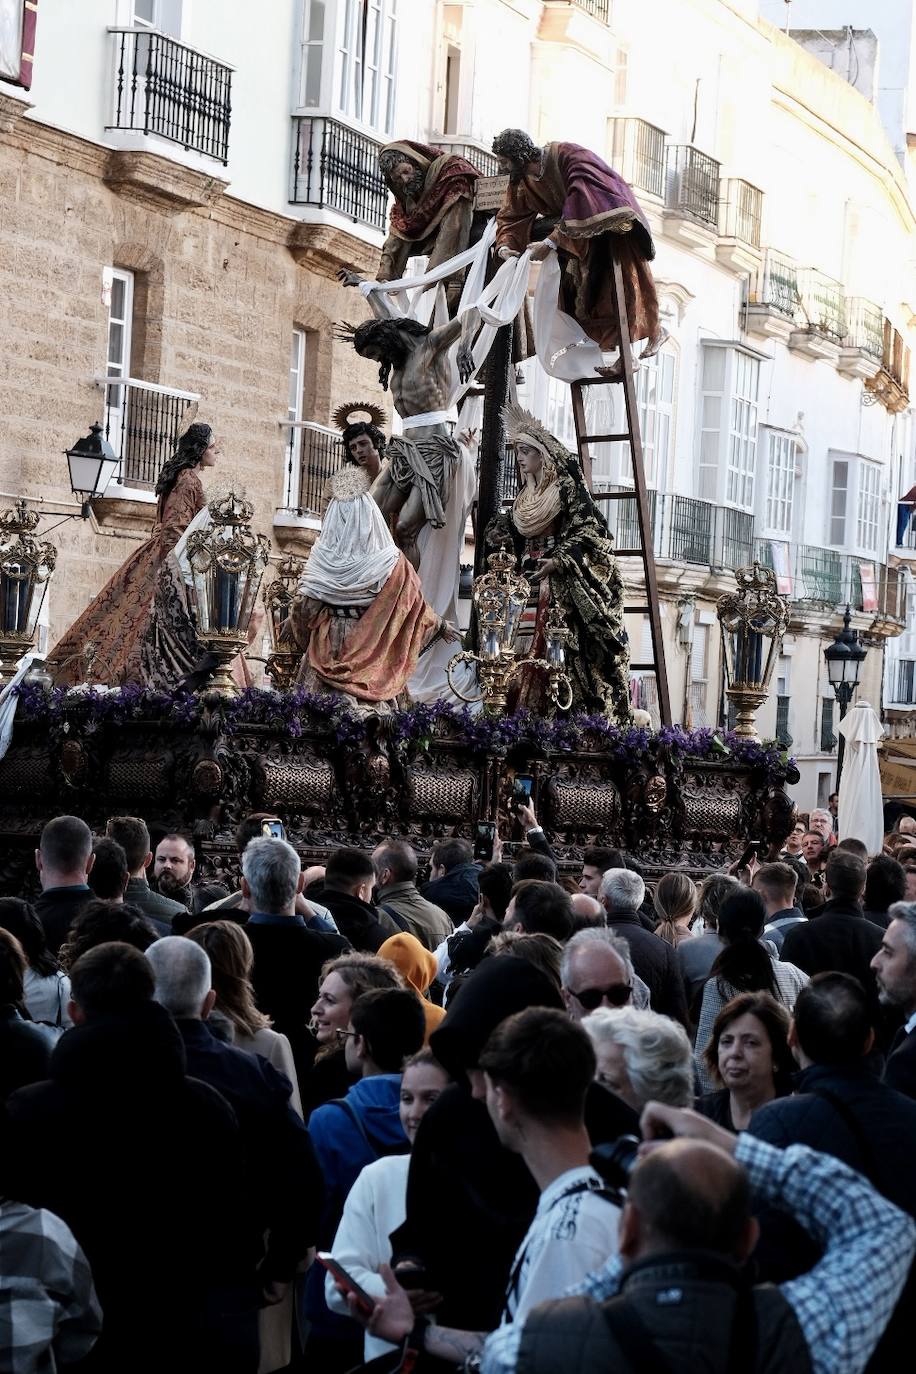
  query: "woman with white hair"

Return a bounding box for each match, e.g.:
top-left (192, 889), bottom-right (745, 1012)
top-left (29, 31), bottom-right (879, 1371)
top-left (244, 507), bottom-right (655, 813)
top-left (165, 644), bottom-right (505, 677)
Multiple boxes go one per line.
top-left (288, 465), bottom-right (458, 705)
top-left (582, 1006), bottom-right (693, 1112)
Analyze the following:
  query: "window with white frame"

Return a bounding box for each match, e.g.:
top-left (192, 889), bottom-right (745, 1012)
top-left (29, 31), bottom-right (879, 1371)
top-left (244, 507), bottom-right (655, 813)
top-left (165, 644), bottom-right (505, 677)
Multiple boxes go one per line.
top-left (698, 344), bottom-right (760, 509)
top-left (689, 621), bottom-right (709, 726)
top-left (856, 460), bottom-right (880, 554)
top-left (828, 454), bottom-right (882, 553)
top-left (104, 268), bottom-right (134, 454)
top-left (285, 328), bottom-right (307, 507)
top-left (604, 347), bottom-right (675, 489)
top-left (338, 0), bottom-right (398, 134)
top-left (764, 430), bottom-right (797, 537)
top-left (299, 0), bottom-right (326, 108)
top-left (130, 0), bottom-right (181, 35)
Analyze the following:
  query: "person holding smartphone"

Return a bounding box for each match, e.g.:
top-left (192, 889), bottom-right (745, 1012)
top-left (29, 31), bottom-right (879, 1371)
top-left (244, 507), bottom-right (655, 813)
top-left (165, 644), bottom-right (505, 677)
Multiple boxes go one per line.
top-left (323, 1049), bottom-right (450, 1362)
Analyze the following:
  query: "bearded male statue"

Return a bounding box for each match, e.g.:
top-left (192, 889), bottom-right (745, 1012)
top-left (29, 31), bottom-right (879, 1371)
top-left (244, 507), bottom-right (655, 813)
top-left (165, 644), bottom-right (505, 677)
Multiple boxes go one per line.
top-left (377, 139), bottom-right (480, 307)
top-left (492, 128), bottom-right (666, 369)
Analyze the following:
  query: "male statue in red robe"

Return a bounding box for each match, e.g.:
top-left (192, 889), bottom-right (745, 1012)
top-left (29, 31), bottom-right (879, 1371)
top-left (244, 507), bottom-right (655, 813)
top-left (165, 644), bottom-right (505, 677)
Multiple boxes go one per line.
top-left (377, 139), bottom-right (480, 307)
top-left (492, 128), bottom-right (665, 365)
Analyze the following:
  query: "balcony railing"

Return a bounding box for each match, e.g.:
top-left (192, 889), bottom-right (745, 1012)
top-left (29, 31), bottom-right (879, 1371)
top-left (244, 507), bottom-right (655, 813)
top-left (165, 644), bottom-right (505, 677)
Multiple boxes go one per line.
top-left (432, 136), bottom-right (499, 178)
top-left (883, 319), bottom-right (910, 392)
top-left (719, 178), bottom-right (762, 248)
top-left (107, 28), bottom-right (232, 163)
top-left (747, 249), bottom-right (800, 319)
top-left (892, 659), bottom-right (916, 706)
top-left (100, 376), bottom-right (201, 488)
top-left (609, 118), bottom-right (667, 200)
top-left (666, 145), bottom-right (720, 229)
top-left (570, 0), bottom-right (611, 20)
top-left (843, 298), bottom-right (883, 361)
top-left (290, 116), bottom-right (387, 229)
top-left (661, 496), bottom-right (753, 568)
top-left (796, 268), bottom-right (846, 343)
top-left (283, 421), bottom-right (345, 515)
top-left (756, 540), bottom-right (905, 621)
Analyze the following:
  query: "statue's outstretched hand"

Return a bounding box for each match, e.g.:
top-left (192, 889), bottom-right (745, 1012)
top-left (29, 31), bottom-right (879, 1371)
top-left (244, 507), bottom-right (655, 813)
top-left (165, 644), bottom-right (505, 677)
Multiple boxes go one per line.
top-left (457, 344), bottom-right (476, 385)
top-left (336, 268), bottom-right (363, 289)
top-left (440, 620), bottom-right (462, 644)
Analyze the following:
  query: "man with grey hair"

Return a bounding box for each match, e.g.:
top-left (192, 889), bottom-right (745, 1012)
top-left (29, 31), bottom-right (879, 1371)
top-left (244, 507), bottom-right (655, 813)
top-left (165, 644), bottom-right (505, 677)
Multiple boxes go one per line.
top-left (599, 869), bottom-right (688, 1026)
top-left (809, 807), bottom-right (837, 848)
top-left (873, 902), bottom-right (916, 1099)
top-left (148, 936), bottom-right (323, 1320)
top-left (240, 836), bottom-right (348, 1078)
top-left (561, 928), bottom-right (650, 1022)
top-left (570, 893), bottom-right (605, 928)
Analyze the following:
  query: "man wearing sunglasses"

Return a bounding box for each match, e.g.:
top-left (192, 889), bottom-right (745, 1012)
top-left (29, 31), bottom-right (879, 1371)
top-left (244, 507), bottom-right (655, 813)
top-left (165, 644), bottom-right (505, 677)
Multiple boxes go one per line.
top-left (560, 929), bottom-right (638, 1021)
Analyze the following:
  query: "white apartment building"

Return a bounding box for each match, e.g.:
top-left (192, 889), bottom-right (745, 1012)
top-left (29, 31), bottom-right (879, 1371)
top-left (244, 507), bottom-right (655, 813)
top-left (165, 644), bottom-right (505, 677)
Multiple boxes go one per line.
top-left (2, 0), bottom-right (915, 808)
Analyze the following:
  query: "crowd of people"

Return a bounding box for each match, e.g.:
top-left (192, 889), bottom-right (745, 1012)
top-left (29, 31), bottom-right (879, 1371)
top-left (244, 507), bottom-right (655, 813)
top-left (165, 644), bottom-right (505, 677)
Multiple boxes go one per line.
top-left (2, 800), bottom-right (916, 1373)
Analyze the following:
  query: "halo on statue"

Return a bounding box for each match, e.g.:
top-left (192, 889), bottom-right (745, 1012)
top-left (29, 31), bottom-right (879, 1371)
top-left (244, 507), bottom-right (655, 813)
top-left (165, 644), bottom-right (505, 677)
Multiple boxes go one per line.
top-left (331, 400), bottom-right (387, 433)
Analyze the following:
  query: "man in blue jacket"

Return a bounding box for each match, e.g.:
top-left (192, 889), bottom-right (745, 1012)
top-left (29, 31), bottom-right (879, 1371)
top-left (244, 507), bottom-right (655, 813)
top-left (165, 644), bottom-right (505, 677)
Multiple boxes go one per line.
top-left (749, 971), bottom-right (916, 1372)
top-left (306, 985), bottom-right (425, 1371)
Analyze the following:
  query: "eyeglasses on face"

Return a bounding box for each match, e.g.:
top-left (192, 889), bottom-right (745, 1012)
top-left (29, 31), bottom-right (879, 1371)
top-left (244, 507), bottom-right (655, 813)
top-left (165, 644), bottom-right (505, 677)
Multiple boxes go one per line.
top-left (568, 982), bottom-right (632, 1011)
top-left (335, 1028), bottom-right (358, 1042)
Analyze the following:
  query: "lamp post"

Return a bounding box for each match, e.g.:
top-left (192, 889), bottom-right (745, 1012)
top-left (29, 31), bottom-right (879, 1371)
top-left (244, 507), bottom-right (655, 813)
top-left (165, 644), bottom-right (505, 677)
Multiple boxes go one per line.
top-left (64, 423), bottom-right (118, 518)
top-left (186, 493), bottom-right (270, 698)
top-left (716, 563), bottom-right (790, 741)
top-left (0, 500), bottom-right (57, 683)
top-left (823, 604), bottom-right (866, 788)
top-left (447, 544), bottom-right (573, 714)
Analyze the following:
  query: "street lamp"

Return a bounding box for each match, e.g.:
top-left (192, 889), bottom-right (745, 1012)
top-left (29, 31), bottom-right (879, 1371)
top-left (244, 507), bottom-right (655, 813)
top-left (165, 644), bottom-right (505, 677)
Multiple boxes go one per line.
top-left (716, 563), bottom-right (790, 741)
top-left (823, 604), bottom-right (867, 787)
top-left (0, 500), bottom-right (57, 683)
top-left (64, 422), bottom-right (118, 518)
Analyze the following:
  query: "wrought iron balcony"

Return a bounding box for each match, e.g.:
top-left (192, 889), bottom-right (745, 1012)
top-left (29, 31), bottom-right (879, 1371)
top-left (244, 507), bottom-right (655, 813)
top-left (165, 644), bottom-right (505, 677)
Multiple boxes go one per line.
top-left (661, 496), bottom-right (753, 569)
top-left (746, 250), bottom-right (800, 320)
top-left (100, 377), bottom-right (201, 488)
top-left (569, 0), bottom-right (611, 20)
top-left (665, 145), bottom-right (720, 229)
top-left (609, 118), bottom-right (667, 200)
top-left (107, 28), bottom-right (232, 164)
top-left (842, 298), bottom-right (883, 361)
top-left (796, 268), bottom-right (846, 343)
top-left (864, 318), bottom-right (911, 412)
top-left (283, 421), bottom-right (345, 516)
top-left (718, 178), bottom-right (762, 248)
top-left (291, 116), bottom-right (388, 230)
top-left (432, 136), bottom-right (499, 178)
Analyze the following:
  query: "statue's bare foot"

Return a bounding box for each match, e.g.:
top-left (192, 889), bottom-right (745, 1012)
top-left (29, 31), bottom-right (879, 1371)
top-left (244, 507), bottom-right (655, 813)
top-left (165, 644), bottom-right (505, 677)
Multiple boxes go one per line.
top-left (641, 328), bottom-right (670, 360)
top-left (595, 358), bottom-right (638, 381)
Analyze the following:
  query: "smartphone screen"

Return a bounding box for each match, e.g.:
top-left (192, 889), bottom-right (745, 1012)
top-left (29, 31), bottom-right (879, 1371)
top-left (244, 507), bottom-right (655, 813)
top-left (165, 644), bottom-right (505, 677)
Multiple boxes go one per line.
top-left (262, 820), bottom-right (286, 839)
top-left (514, 775), bottom-right (534, 803)
top-left (474, 821), bottom-right (496, 861)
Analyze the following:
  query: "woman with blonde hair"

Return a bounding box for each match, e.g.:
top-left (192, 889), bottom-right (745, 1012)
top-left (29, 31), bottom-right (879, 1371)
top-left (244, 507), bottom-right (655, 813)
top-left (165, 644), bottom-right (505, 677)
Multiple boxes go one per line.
top-left (306, 951), bottom-right (405, 1116)
top-left (187, 920), bottom-right (302, 1117)
top-left (653, 872), bottom-right (697, 948)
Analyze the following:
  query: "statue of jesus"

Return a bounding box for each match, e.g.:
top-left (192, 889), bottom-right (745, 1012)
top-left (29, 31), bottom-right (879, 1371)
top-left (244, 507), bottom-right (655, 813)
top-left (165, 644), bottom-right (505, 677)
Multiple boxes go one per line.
top-left (336, 283), bottom-right (477, 567)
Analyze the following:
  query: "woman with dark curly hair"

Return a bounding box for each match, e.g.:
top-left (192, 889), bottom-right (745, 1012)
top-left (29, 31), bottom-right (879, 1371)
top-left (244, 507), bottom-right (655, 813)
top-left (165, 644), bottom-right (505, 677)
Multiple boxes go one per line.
top-left (48, 423), bottom-right (220, 687)
top-left (58, 900), bottom-right (159, 972)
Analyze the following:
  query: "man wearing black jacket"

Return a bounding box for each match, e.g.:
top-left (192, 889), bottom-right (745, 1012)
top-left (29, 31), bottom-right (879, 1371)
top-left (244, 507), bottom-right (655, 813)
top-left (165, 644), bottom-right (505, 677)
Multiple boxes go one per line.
top-left (5, 942), bottom-right (252, 1373)
top-left (749, 971), bottom-right (916, 1372)
top-left (147, 936), bottom-right (324, 1307)
top-left (318, 847), bottom-right (397, 951)
top-left (872, 902), bottom-right (916, 1098)
top-left (599, 868), bottom-right (688, 1026)
top-left (389, 956), bottom-right (639, 1333)
top-left (781, 851), bottom-right (883, 1011)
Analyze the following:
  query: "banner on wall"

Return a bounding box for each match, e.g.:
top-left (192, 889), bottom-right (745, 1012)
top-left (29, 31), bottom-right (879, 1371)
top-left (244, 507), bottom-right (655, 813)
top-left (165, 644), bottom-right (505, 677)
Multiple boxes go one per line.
top-left (859, 560), bottom-right (878, 613)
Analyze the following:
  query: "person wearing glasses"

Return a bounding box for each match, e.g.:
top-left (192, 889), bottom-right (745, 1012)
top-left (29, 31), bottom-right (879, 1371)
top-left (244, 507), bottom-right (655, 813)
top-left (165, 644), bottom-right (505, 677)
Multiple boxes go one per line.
top-left (560, 928), bottom-right (645, 1022)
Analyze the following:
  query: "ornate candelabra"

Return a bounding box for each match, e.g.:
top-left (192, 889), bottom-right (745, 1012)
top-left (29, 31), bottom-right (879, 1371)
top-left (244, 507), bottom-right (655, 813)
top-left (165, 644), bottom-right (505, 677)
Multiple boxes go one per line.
top-left (186, 493), bottom-right (270, 697)
top-left (447, 545), bottom-right (573, 714)
top-left (263, 553), bottom-right (306, 691)
top-left (717, 562), bottom-right (790, 741)
top-left (0, 501), bottom-right (57, 684)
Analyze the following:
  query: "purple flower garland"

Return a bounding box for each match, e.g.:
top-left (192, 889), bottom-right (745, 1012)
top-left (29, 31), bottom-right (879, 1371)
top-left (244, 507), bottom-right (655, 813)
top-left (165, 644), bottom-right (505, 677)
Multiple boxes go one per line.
top-left (13, 685), bottom-right (795, 785)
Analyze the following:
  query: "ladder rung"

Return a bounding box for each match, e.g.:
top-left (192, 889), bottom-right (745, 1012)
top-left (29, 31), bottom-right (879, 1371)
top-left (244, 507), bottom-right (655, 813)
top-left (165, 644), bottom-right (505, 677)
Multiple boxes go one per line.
top-left (615, 549), bottom-right (645, 558)
top-left (593, 490), bottom-right (640, 501)
top-left (629, 662), bottom-right (658, 671)
top-left (624, 604), bottom-right (650, 613)
top-left (579, 432), bottom-right (632, 444)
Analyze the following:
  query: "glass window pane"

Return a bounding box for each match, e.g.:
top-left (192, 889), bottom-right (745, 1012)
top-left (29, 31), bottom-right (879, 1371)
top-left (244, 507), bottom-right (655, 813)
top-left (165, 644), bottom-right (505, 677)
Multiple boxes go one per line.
top-left (309, 0), bottom-right (325, 41)
top-left (703, 346), bottom-right (725, 390)
top-left (108, 322), bottom-right (124, 366)
top-left (110, 277), bottom-right (125, 321)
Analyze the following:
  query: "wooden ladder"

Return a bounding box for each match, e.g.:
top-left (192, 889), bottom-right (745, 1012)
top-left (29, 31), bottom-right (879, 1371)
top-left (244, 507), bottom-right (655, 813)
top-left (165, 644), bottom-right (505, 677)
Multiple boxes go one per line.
top-left (568, 256), bottom-right (672, 727)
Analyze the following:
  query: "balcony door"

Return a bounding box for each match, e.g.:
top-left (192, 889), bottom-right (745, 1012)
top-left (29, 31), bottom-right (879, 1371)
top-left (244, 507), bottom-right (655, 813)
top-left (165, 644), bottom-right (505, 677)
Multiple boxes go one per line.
top-left (104, 267), bottom-right (135, 466)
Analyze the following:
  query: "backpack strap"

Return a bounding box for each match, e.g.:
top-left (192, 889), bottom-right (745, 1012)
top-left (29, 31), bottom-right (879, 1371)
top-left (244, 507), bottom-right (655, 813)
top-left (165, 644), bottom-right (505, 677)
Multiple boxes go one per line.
top-left (504, 1179), bottom-right (619, 1320)
top-left (379, 903), bottom-right (411, 934)
top-left (806, 1086), bottom-right (880, 1179)
top-left (327, 1096), bottom-right (379, 1161)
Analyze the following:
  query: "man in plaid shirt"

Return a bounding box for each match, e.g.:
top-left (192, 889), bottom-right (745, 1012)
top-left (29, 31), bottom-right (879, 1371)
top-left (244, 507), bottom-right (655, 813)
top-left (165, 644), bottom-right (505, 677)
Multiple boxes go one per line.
top-left (480, 1102), bottom-right (916, 1374)
top-left (0, 1198), bottom-right (101, 1373)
